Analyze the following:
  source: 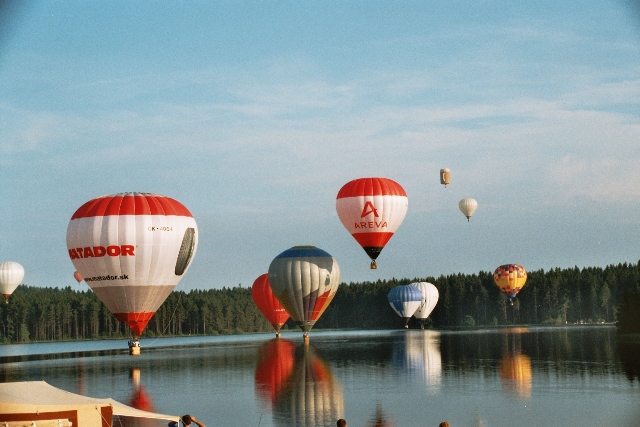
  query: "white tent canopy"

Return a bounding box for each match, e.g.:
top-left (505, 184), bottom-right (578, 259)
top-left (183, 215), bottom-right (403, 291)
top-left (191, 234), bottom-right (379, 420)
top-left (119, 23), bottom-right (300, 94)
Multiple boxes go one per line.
top-left (0, 381), bottom-right (178, 427)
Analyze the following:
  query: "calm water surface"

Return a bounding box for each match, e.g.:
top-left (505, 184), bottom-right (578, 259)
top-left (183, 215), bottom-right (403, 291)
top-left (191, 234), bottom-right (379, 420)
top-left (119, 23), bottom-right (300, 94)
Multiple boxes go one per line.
top-left (1, 326), bottom-right (639, 427)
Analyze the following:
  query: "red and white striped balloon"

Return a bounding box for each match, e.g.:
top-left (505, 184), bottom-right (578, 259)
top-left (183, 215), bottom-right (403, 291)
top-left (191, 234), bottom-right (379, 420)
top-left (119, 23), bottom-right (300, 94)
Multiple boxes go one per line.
top-left (336, 177), bottom-right (408, 269)
top-left (66, 192), bottom-right (198, 337)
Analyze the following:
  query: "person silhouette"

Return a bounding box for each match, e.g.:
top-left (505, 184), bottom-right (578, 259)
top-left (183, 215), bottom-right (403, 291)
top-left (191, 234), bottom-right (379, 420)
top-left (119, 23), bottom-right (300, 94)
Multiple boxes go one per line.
top-left (168, 415), bottom-right (206, 427)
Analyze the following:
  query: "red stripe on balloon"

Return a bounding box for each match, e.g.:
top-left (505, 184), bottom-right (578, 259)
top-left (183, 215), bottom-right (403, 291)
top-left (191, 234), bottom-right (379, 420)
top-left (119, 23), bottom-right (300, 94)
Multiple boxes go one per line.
top-left (113, 312), bottom-right (155, 337)
top-left (351, 232), bottom-right (394, 248)
top-left (336, 177), bottom-right (406, 199)
top-left (71, 193), bottom-right (193, 219)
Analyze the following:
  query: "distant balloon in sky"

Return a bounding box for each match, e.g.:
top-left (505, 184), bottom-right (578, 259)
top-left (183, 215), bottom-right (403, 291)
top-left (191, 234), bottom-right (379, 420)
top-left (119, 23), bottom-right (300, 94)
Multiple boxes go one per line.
top-left (336, 177), bottom-right (408, 269)
top-left (268, 246), bottom-right (340, 339)
top-left (0, 261), bottom-right (24, 304)
top-left (388, 284), bottom-right (423, 328)
top-left (252, 273), bottom-right (290, 337)
top-left (458, 198), bottom-right (477, 221)
top-left (494, 264), bottom-right (528, 305)
top-left (411, 282), bottom-right (439, 327)
top-left (66, 192), bottom-right (198, 344)
top-left (73, 271), bottom-right (83, 284)
top-left (440, 168), bottom-right (450, 187)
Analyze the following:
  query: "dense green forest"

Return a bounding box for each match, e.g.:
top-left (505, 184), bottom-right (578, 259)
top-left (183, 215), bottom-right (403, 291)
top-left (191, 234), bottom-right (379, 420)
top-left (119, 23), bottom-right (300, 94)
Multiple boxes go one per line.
top-left (1, 261), bottom-right (640, 344)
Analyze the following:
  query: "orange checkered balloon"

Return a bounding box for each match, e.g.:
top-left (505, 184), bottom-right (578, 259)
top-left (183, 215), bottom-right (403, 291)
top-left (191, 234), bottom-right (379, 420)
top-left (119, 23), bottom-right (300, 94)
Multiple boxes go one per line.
top-left (493, 264), bottom-right (527, 302)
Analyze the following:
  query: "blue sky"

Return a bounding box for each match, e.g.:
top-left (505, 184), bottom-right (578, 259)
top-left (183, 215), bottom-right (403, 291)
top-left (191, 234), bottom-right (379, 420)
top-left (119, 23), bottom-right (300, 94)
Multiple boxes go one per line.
top-left (1, 1), bottom-right (640, 292)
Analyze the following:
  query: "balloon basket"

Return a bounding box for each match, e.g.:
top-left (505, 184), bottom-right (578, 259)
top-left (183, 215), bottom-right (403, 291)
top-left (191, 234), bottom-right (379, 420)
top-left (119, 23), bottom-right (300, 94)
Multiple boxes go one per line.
top-left (370, 261), bottom-right (377, 270)
top-left (128, 339), bottom-right (141, 356)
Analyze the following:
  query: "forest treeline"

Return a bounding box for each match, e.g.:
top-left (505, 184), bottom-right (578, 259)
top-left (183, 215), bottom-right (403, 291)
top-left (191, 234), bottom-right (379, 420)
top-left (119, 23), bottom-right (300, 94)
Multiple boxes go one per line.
top-left (2, 261), bottom-right (640, 343)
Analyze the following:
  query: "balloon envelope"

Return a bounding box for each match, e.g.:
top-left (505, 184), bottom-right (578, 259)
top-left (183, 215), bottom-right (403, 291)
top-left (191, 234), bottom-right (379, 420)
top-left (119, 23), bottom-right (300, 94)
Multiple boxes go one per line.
top-left (440, 168), bottom-right (450, 186)
top-left (411, 282), bottom-right (439, 320)
top-left (458, 198), bottom-right (477, 221)
top-left (494, 264), bottom-right (527, 300)
top-left (73, 271), bottom-right (83, 283)
top-left (268, 246), bottom-right (340, 333)
top-left (252, 273), bottom-right (290, 334)
top-left (336, 177), bottom-right (408, 268)
top-left (66, 192), bottom-right (198, 337)
top-left (0, 261), bottom-right (24, 302)
top-left (388, 285), bottom-right (422, 325)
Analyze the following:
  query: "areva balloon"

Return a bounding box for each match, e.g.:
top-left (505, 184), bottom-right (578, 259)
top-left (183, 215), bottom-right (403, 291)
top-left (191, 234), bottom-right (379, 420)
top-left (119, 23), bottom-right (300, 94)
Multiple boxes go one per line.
top-left (388, 284), bottom-right (423, 327)
top-left (336, 177), bottom-right (408, 269)
top-left (66, 192), bottom-right (198, 337)
top-left (411, 282), bottom-right (439, 320)
top-left (458, 198), bottom-right (477, 221)
top-left (268, 246), bottom-right (340, 334)
top-left (252, 273), bottom-right (290, 335)
top-left (0, 261), bottom-right (25, 303)
top-left (494, 264), bottom-right (527, 302)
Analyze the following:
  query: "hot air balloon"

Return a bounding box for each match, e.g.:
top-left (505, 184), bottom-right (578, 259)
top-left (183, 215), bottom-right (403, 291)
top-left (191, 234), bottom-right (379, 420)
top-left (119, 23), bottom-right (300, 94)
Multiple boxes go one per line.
top-left (268, 246), bottom-right (340, 340)
top-left (458, 198), bottom-right (477, 221)
top-left (411, 282), bottom-right (439, 328)
top-left (252, 273), bottom-right (290, 337)
top-left (66, 192), bottom-right (198, 354)
top-left (440, 169), bottom-right (450, 187)
top-left (388, 285), bottom-right (422, 328)
top-left (494, 264), bottom-right (527, 305)
top-left (73, 271), bottom-right (83, 284)
top-left (336, 177), bottom-right (408, 269)
top-left (0, 261), bottom-right (24, 304)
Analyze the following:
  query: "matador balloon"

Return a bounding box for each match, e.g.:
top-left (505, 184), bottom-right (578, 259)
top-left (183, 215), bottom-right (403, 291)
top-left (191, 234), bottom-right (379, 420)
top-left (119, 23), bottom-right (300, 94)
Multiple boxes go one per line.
top-left (67, 192), bottom-right (198, 352)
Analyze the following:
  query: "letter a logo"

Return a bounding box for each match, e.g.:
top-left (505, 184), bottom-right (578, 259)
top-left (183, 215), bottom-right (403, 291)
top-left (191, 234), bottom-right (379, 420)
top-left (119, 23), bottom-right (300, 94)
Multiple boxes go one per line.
top-left (360, 201), bottom-right (379, 218)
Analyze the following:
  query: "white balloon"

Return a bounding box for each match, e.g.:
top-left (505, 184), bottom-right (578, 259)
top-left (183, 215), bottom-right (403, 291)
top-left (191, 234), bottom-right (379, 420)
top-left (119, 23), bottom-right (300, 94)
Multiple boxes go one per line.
top-left (0, 261), bottom-right (25, 302)
top-left (66, 192), bottom-right (198, 336)
top-left (459, 198), bottom-right (478, 221)
top-left (411, 282), bottom-right (439, 319)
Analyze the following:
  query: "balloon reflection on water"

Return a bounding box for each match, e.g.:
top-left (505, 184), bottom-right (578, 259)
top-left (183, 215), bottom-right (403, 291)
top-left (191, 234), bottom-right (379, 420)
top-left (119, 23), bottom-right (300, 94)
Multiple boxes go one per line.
top-left (129, 368), bottom-right (156, 412)
top-left (498, 327), bottom-right (532, 400)
top-left (255, 340), bottom-right (344, 427)
top-left (498, 353), bottom-right (532, 399)
top-left (255, 339), bottom-right (297, 407)
top-left (118, 368), bottom-right (158, 427)
top-left (366, 404), bottom-right (394, 427)
top-left (391, 330), bottom-right (442, 392)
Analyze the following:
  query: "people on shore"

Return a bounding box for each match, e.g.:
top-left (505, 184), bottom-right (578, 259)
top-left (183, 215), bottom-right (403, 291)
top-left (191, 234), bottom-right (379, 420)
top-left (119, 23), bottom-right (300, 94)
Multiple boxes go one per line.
top-left (168, 415), bottom-right (206, 427)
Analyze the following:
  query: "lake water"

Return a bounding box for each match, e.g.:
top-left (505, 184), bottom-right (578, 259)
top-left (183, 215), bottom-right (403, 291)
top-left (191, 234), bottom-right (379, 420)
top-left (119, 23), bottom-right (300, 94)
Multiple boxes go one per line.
top-left (1, 326), bottom-right (639, 427)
